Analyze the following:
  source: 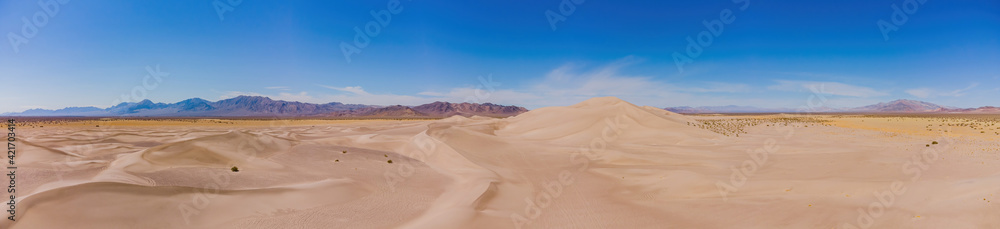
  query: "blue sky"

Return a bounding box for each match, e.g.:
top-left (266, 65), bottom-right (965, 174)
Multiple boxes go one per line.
top-left (1, 0), bottom-right (998, 113)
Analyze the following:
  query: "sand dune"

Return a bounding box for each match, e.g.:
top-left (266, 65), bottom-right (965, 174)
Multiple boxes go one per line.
top-left (14, 179), bottom-right (367, 228)
top-left (3, 97), bottom-right (999, 228)
top-left (137, 131), bottom-right (295, 170)
top-left (497, 97), bottom-right (719, 145)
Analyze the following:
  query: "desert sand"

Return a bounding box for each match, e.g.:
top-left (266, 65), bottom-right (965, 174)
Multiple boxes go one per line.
top-left (3, 97), bottom-right (999, 228)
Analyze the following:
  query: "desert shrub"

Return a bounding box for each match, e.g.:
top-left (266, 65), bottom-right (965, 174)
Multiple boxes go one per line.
top-left (231, 166), bottom-right (239, 172)
top-left (932, 141), bottom-right (938, 145)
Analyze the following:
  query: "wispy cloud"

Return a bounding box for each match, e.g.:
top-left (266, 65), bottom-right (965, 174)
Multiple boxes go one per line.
top-left (906, 83), bottom-right (979, 98)
top-left (679, 82), bottom-right (751, 93)
top-left (417, 87), bottom-right (538, 104)
top-left (215, 58), bottom-right (692, 108)
top-left (941, 83), bottom-right (979, 97)
top-left (515, 57), bottom-right (702, 106)
top-left (318, 85), bottom-right (372, 96)
top-left (533, 60), bottom-right (659, 96)
top-left (265, 86), bottom-right (290, 90)
top-left (767, 80), bottom-right (888, 97)
top-left (209, 58), bottom-right (800, 109)
top-left (212, 58), bottom-right (913, 109)
top-left (905, 88), bottom-right (933, 98)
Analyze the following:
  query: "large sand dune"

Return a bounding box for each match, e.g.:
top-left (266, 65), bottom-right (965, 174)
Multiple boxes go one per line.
top-left (3, 97), bottom-right (999, 228)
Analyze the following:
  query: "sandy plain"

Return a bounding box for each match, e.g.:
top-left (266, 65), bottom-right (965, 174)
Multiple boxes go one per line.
top-left (2, 97), bottom-right (999, 228)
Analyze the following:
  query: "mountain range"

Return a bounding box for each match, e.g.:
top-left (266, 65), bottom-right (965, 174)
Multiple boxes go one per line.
top-left (329, 102), bottom-right (528, 118)
top-left (8, 98), bottom-right (996, 117)
top-left (665, 99), bottom-right (1000, 114)
top-left (4, 96), bottom-right (529, 118)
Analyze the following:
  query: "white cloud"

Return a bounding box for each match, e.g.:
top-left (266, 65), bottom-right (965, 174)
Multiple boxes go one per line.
top-left (905, 88), bottom-right (932, 98)
top-left (680, 82), bottom-right (751, 93)
top-left (214, 58), bottom-right (692, 108)
top-left (213, 58), bottom-right (769, 109)
top-left (904, 83), bottom-right (979, 98)
top-left (510, 58), bottom-right (704, 107)
top-left (213, 58), bottom-right (906, 109)
top-left (940, 83), bottom-right (979, 97)
top-left (318, 85), bottom-right (371, 96)
top-left (768, 80), bottom-right (888, 97)
top-left (272, 92), bottom-right (318, 102)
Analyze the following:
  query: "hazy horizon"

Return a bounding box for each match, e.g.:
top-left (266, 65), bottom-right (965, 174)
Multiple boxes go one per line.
top-left (3, 95), bottom-right (995, 115)
top-left (2, 1), bottom-right (998, 113)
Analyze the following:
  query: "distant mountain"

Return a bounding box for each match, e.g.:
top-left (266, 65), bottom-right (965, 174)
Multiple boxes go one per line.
top-left (330, 102), bottom-right (529, 118)
top-left (16, 107), bottom-right (109, 116)
top-left (3, 96), bottom-right (528, 118)
top-left (412, 101), bottom-right (529, 117)
top-left (174, 98), bottom-right (214, 111)
top-left (204, 96), bottom-right (367, 116)
top-left (332, 105), bottom-right (429, 117)
top-left (107, 99), bottom-right (171, 114)
top-left (665, 99), bottom-right (997, 114)
top-left (938, 106), bottom-right (1000, 113)
top-left (850, 99), bottom-right (949, 113)
top-left (94, 96), bottom-right (370, 117)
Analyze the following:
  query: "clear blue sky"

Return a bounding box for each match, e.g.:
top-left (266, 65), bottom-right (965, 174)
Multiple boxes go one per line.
top-left (1, 0), bottom-right (998, 112)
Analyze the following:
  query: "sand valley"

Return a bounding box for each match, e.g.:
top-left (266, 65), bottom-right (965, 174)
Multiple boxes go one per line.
top-left (3, 97), bottom-right (999, 229)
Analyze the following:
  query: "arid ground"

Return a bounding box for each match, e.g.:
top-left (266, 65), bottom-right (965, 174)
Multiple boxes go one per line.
top-left (3, 97), bottom-right (999, 229)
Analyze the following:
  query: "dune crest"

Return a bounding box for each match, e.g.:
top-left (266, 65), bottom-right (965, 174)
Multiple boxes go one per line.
top-left (496, 97), bottom-right (719, 145)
